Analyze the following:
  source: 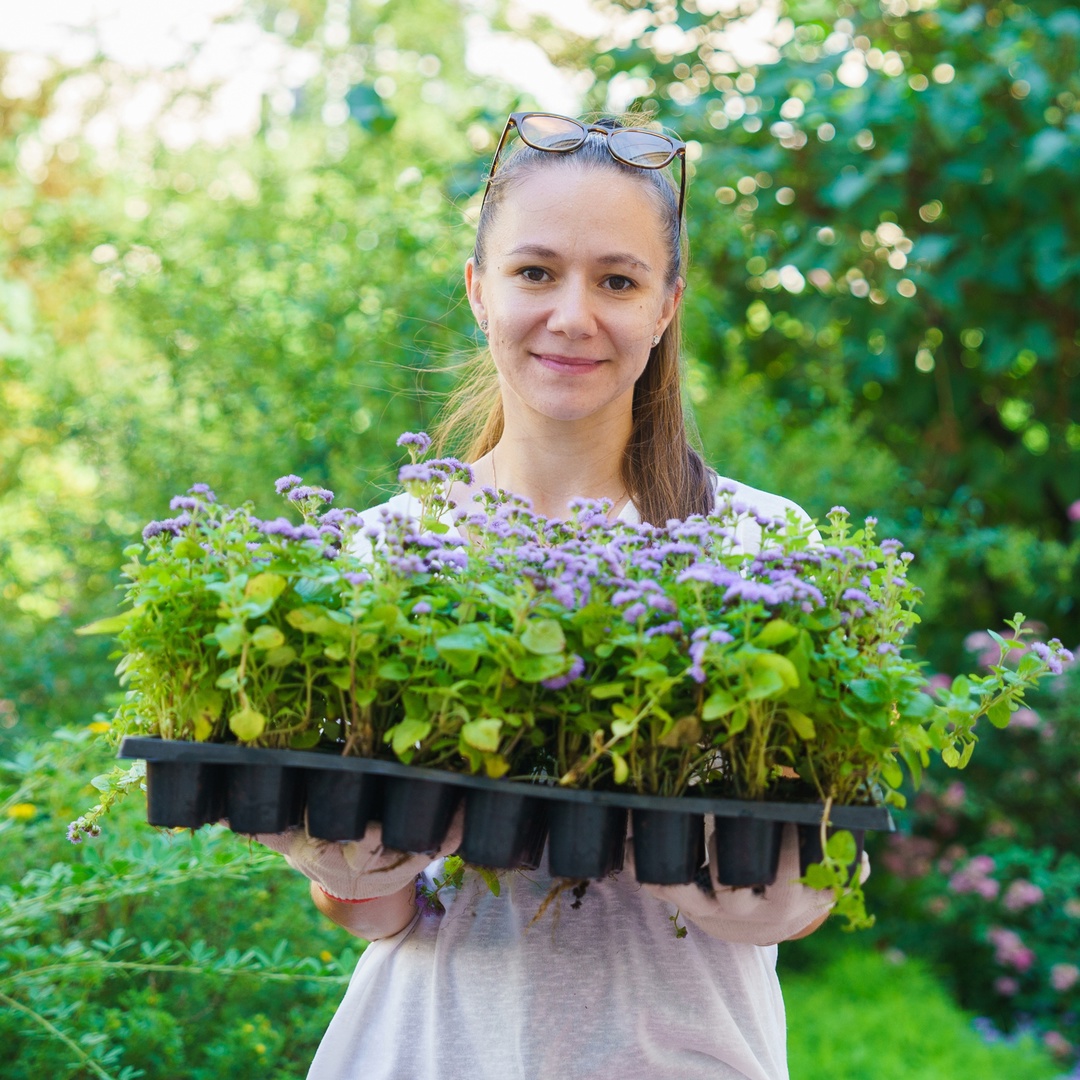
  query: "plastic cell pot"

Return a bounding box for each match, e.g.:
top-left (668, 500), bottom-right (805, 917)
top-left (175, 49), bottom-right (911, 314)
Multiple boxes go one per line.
top-left (305, 769), bottom-right (383, 842)
top-left (460, 787), bottom-right (549, 869)
top-left (379, 773), bottom-right (462, 854)
top-left (145, 760), bottom-right (226, 828)
top-left (797, 824), bottom-right (866, 884)
top-left (713, 816), bottom-right (784, 888)
top-left (631, 807), bottom-right (703, 885)
top-left (547, 799), bottom-right (627, 880)
top-left (225, 763), bottom-right (305, 834)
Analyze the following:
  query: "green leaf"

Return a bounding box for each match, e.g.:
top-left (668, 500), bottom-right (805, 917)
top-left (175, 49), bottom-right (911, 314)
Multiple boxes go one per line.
top-left (510, 653), bottom-right (564, 682)
top-left (263, 645), bottom-right (297, 667)
top-left (250, 625), bottom-right (285, 650)
top-left (229, 706), bottom-right (267, 741)
top-left (461, 718), bottom-right (502, 753)
top-left (611, 751), bottom-right (629, 784)
top-left (520, 618), bottom-right (566, 655)
top-left (215, 668), bottom-right (241, 691)
top-left (290, 730), bottom-right (322, 748)
top-left (745, 666), bottom-right (786, 701)
top-left (245, 572), bottom-right (287, 603)
top-left (388, 718), bottom-right (431, 757)
top-left (753, 619), bottom-right (799, 648)
top-left (483, 755), bottom-right (510, 779)
top-left (702, 689), bottom-right (736, 720)
top-left (328, 668), bottom-right (353, 690)
top-left (786, 709), bottom-right (816, 740)
top-left (590, 683), bottom-right (627, 700)
top-left (727, 707), bottom-right (749, 735)
top-left (987, 698), bottom-right (1012, 729)
top-left (435, 627), bottom-right (487, 673)
top-left (75, 607), bottom-right (141, 636)
top-left (378, 659), bottom-right (410, 681)
top-left (475, 866), bottom-right (501, 896)
top-left (848, 678), bottom-right (888, 705)
top-left (213, 622), bottom-right (248, 657)
top-left (825, 830), bottom-right (857, 864)
top-left (753, 652), bottom-right (800, 689)
top-left (610, 718), bottom-right (637, 738)
top-left (627, 660), bottom-right (669, 681)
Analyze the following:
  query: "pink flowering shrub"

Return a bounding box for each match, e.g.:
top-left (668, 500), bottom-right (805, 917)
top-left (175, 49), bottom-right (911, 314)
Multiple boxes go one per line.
top-left (869, 658), bottom-right (1080, 1067)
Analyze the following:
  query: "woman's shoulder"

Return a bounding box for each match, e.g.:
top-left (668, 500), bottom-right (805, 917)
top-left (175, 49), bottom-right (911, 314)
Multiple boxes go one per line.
top-left (709, 473), bottom-right (819, 552)
top-left (356, 490), bottom-right (421, 522)
top-left (711, 474), bottom-right (813, 525)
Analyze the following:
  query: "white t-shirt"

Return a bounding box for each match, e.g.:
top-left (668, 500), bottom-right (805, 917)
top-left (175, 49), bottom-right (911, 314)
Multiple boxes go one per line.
top-left (310, 476), bottom-right (815, 1080)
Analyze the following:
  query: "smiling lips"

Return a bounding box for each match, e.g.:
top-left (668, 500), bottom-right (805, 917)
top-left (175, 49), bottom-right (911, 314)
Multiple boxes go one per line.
top-left (533, 353), bottom-right (604, 373)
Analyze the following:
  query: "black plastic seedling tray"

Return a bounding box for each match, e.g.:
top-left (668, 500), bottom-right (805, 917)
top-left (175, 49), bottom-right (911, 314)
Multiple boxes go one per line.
top-left (120, 737), bottom-right (893, 887)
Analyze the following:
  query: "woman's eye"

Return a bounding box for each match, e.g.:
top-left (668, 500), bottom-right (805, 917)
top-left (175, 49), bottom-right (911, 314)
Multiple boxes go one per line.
top-left (520, 266), bottom-right (548, 282)
top-left (605, 275), bottom-right (636, 292)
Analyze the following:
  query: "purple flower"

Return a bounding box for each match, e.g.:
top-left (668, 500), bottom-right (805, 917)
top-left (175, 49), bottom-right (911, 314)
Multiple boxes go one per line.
top-left (287, 485), bottom-right (334, 504)
top-left (275, 474), bottom-right (303, 494)
top-left (188, 483), bottom-right (216, 502)
top-left (141, 513), bottom-right (192, 541)
top-left (1030, 639), bottom-right (1073, 675)
top-left (645, 621), bottom-right (683, 639)
top-left (880, 538), bottom-right (903, 555)
top-left (623, 602), bottom-right (648, 623)
top-left (829, 506), bottom-right (848, 516)
top-left (541, 654), bottom-right (586, 691)
top-left (396, 431), bottom-right (432, 453)
top-left (842, 588), bottom-right (875, 608)
top-left (1050, 963), bottom-right (1079, 992)
top-left (412, 601), bottom-right (432, 615)
top-left (343, 571), bottom-right (371, 586)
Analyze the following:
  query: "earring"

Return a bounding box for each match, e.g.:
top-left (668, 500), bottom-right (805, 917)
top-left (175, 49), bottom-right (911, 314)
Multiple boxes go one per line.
top-left (651, 335), bottom-right (660, 347)
top-left (480, 320), bottom-right (489, 334)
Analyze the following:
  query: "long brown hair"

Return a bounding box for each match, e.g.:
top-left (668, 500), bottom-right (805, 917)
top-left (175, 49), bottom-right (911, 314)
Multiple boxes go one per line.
top-left (433, 117), bottom-right (714, 525)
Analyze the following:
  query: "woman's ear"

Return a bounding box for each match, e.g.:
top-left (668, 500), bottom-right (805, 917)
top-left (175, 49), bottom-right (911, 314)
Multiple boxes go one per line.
top-left (464, 257), bottom-right (486, 326)
top-left (655, 276), bottom-right (685, 339)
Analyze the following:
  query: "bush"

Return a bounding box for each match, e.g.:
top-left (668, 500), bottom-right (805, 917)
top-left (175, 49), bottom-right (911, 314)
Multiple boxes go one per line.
top-left (0, 725), bottom-right (355, 1078)
top-left (783, 942), bottom-right (1062, 1080)
top-left (866, 658), bottom-right (1080, 1069)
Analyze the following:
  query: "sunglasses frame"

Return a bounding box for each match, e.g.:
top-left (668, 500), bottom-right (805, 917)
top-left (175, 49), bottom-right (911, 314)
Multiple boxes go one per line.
top-left (480, 111), bottom-right (687, 226)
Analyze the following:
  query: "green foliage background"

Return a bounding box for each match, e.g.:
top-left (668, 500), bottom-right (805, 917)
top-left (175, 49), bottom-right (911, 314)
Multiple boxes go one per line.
top-left (0, 0), bottom-right (1076, 1074)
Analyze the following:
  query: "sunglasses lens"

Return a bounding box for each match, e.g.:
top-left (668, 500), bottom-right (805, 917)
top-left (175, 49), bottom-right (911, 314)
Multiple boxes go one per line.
top-left (518, 114), bottom-right (586, 151)
top-left (609, 129), bottom-right (677, 167)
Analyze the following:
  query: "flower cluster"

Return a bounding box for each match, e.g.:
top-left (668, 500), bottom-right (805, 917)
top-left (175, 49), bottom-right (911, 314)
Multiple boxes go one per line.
top-left (82, 433), bottom-right (1071, 811)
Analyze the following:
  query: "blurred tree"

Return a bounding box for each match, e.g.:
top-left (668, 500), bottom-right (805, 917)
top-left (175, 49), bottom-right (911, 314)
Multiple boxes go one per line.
top-left (562, 0), bottom-right (1080, 661)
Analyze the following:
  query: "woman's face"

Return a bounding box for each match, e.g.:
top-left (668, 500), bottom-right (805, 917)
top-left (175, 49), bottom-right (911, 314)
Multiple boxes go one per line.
top-left (465, 164), bottom-right (681, 431)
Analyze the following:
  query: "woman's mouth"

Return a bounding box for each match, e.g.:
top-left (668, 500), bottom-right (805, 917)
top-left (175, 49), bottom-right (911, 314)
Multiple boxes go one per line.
top-left (533, 353), bottom-right (603, 374)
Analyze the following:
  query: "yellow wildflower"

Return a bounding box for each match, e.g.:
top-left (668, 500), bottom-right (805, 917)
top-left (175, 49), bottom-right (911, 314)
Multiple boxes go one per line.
top-left (88, 720), bottom-right (111, 734)
top-left (7, 803), bottom-right (36, 821)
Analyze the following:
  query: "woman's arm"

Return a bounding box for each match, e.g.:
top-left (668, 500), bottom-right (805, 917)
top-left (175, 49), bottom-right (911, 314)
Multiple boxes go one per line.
top-left (310, 880), bottom-right (417, 940)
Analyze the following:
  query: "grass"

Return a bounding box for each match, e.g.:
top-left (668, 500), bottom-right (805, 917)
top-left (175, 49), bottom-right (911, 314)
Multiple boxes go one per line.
top-left (783, 943), bottom-right (1063, 1080)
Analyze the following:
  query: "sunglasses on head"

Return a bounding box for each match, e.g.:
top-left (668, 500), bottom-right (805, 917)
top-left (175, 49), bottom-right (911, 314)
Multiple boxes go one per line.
top-left (480, 111), bottom-right (687, 226)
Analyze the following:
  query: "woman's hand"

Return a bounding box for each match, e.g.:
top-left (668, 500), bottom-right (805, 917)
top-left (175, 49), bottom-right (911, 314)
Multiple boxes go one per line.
top-left (628, 821), bottom-right (869, 946)
top-left (245, 809), bottom-right (464, 939)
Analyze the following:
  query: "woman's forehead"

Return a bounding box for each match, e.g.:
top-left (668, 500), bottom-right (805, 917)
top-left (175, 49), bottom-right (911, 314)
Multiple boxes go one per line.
top-left (485, 166), bottom-right (671, 264)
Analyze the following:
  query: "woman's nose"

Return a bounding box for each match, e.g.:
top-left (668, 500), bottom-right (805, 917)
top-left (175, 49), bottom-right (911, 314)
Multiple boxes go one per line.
top-left (546, 279), bottom-right (596, 339)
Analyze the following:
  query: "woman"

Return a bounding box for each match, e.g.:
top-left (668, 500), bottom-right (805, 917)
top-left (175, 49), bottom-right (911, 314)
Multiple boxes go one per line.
top-left (257, 113), bottom-right (850, 1080)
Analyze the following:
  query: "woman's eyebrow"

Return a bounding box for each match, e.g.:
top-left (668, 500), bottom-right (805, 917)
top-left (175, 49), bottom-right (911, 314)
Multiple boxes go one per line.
top-left (505, 243), bottom-right (653, 272)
